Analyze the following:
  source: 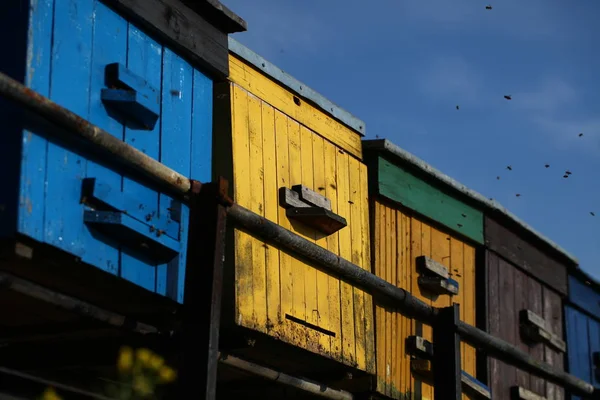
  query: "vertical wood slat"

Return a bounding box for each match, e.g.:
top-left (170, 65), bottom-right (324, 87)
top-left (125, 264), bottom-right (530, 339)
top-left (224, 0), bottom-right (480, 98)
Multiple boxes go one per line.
top-left (373, 199), bottom-right (477, 399)
top-left (227, 79), bottom-right (372, 369)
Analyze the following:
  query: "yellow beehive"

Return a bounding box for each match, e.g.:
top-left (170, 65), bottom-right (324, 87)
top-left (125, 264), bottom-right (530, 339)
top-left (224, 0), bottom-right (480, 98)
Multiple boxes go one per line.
top-left (364, 140), bottom-right (481, 400)
top-left (214, 38), bottom-right (375, 373)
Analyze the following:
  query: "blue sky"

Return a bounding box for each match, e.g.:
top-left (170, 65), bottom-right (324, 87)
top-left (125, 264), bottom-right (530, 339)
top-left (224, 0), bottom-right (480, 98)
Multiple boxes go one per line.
top-left (222, 0), bottom-right (600, 280)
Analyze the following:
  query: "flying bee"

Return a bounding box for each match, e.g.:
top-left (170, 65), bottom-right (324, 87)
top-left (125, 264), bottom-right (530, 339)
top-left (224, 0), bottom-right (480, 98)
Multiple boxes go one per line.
top-left (504, 95), bottom-right (512, 100)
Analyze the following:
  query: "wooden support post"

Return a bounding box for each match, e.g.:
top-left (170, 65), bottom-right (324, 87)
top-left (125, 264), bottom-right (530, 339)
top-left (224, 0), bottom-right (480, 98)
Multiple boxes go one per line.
top-left (433, 304), bottom-right (462, 400)
top-left (177, 178), bottom-right (229, 400)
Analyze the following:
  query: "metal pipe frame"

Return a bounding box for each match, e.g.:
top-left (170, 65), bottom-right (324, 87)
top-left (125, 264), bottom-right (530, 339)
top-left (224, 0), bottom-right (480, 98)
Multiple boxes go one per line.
top-left (0, 69), bottom-right (594, 398)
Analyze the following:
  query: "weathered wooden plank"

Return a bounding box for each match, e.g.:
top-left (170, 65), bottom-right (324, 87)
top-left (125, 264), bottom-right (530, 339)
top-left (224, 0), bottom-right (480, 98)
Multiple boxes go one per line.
top-left (248, 93), bottom-right (267, 332)
top-left (275, 109), bottom-right (293, 332)
top-left (543, 288), bottom-right (564, 400)
top-left (527, 277), bottom-right (545, 395)
top-left (519, 309), bottom-right (566, 353)
top-left (565, 306), bottom-right (591, 400)
top-left (228, 56), bottom-right (363, 159)
top-left (484, 217), bottom-right (567, 295)
top-left (101, 0), bottom-right (232, 79)
top-left (231, 85), bottom-right (254, 329)
top-left (44, 0), bottom-right (93, 263)
top-left (261, 102), bottom-right (280, 333)
top-left (292, 184), bottom-right (332, 211)
top-left (499, 256), bottom-right (517, 396)
top-left (514, 269), bottom-right (530, 390)
top-left (349, 156), bottom-right (367, 371)
top-left (313, 134), bottom-right (332, 356)
top-left (279, 187), bottom-right (312, 209)
top-left (324, 140), bottom-right (342, 361)
top-left (337, 150), bottom-right (355, 366)
top-left (360, 160), bottom-right (376, 374)
top-left (512, 386), bottom-right (548, 400)
top-left (588, 319), bottom-right (600, 388)
top-left (284, 119), bottom-right (309, 350)
top-left (82, 2), bottom-right (126, 275)
top-left (377, 157), bottom-right (484, 244)
top-left (486, 252), bottom-right (501, 398)
top-left (299, 126), bottom-right (318, 331)
top-left (119, 24), bottom-right (162, 291)
top-left (159, 49), bottom-right (193, 300)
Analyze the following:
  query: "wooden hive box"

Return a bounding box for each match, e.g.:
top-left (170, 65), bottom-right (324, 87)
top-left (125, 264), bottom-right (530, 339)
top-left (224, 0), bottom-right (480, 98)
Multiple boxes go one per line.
top-left (363, 139), bottom-right (485, 400)
top-left (564, 269), bottom-right (600, 399)
top-left (484, 215), bottom-right (575, 400)
top-left (0, 0), bottom-right (245, 318)
top-left (213, 38), bottom-right (375, 380)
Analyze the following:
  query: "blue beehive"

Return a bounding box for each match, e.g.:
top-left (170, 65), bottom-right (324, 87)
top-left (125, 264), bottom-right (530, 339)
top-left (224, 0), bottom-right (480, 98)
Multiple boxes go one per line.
top-left (0, 0), bottom-right (245, 303)
top-left (565, 271), bottom-right (600, 398)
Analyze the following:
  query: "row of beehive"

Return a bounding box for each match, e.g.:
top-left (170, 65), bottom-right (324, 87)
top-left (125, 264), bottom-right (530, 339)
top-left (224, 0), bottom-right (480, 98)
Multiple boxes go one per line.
top-left (0, 0), bottom-right (595, 398)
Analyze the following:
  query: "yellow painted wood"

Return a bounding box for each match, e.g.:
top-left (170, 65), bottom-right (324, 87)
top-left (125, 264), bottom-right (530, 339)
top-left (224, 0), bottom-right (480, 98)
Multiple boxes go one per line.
top-left (228, 55), bottom-right (363, 159)
top-left (224, 75), bottom-right (373, 371)
top-left (337, 149), bottom-right (357, 367)
top-left (372, 198), bottom-right (478, 399)
top-left (361, 163), bottom-right (376, 373)
top-left (248, 94), bottom-right (267, 331)
top-left (324, 140), bottom-right (342, 359)
top-left (231, 85), bottom-right (254, 330)
top-left (275, 110), bottom-right (292, 327)
top-left (313, 134), bottom-right (332, 355)
top-left (262, 104), bottom-right (280, 329)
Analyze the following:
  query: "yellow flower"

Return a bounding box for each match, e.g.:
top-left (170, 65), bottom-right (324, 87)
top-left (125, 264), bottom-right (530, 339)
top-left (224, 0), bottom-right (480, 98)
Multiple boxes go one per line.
top-left (117, 346), bottom-right (134, 373)
top-left (41, 387), bottom-right (62, 400)
top-left (149, 353), bottom-right (165, 370)
top-left (158, 366), bottom-right (177, 384)
top-left (136, 348), bottom-right (153, 366)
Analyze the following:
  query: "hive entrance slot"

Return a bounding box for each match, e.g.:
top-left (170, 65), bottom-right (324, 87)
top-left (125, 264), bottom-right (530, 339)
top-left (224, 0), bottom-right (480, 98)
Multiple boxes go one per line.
top-left (285, 314), bottom-right (336, 337)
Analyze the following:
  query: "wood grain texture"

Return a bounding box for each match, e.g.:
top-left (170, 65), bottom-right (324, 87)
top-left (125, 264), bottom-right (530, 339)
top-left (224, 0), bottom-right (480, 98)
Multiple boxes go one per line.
top-left (372, 198), bottom-right (477, 400)
top-left (228, 55), bottom-right (363, 159)
top-left (222, 79), bottom-right (374, 372)
top-left (375, 157), bottom-right (484, 245)
top-left (486, 250), bottom-right (566, 400)
top-left (0, 0), bottom-right (206, 301)
top-left (484, 217), bottom-right (567, 295)
top-left (101, 0), bottom-right (231, 78)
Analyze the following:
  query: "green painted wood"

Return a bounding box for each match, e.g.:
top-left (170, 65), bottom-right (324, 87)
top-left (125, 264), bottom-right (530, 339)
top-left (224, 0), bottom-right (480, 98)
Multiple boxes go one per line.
top-left (377, 156), bottom-right (484, 244)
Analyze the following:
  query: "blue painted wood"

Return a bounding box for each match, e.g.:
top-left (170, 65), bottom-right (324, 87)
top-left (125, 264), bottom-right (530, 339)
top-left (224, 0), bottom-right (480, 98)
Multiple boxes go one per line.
top-left (588, 319), bottom-right (600, 387)
top-left (83, 210), bottom-right (180, 261)
top-left (119, 25), bottom-right (163, 292)
top-left (158, 49), bottom-right (193, 299)
top-left (0, 0), bottom-right (50, 240)
top-left (101, 62), bottom-right (160, 130)
top-left (0, 0), bottom-right (214, 303)
top-left (82, 178), bottom-right (180, 239)
top-left (82, 0), bottom-right (127, 275)
top-left (568, 275), bottom-right (600, 320)
top-left (461, 371), bottom-right (491, 400)
top-left (44, 0), bottom-right (94, 257)
top-left (565, 305), bottom-right (593, 399)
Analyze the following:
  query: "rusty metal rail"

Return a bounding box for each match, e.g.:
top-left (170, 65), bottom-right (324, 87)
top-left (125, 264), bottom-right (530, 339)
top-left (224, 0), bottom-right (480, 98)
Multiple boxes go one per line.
top-left (0, 70), bottom-right (594, 397)
top-left (226, 203), bottom-right (595, 397)
top-left (0, 71), bottom-right (192, 198)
